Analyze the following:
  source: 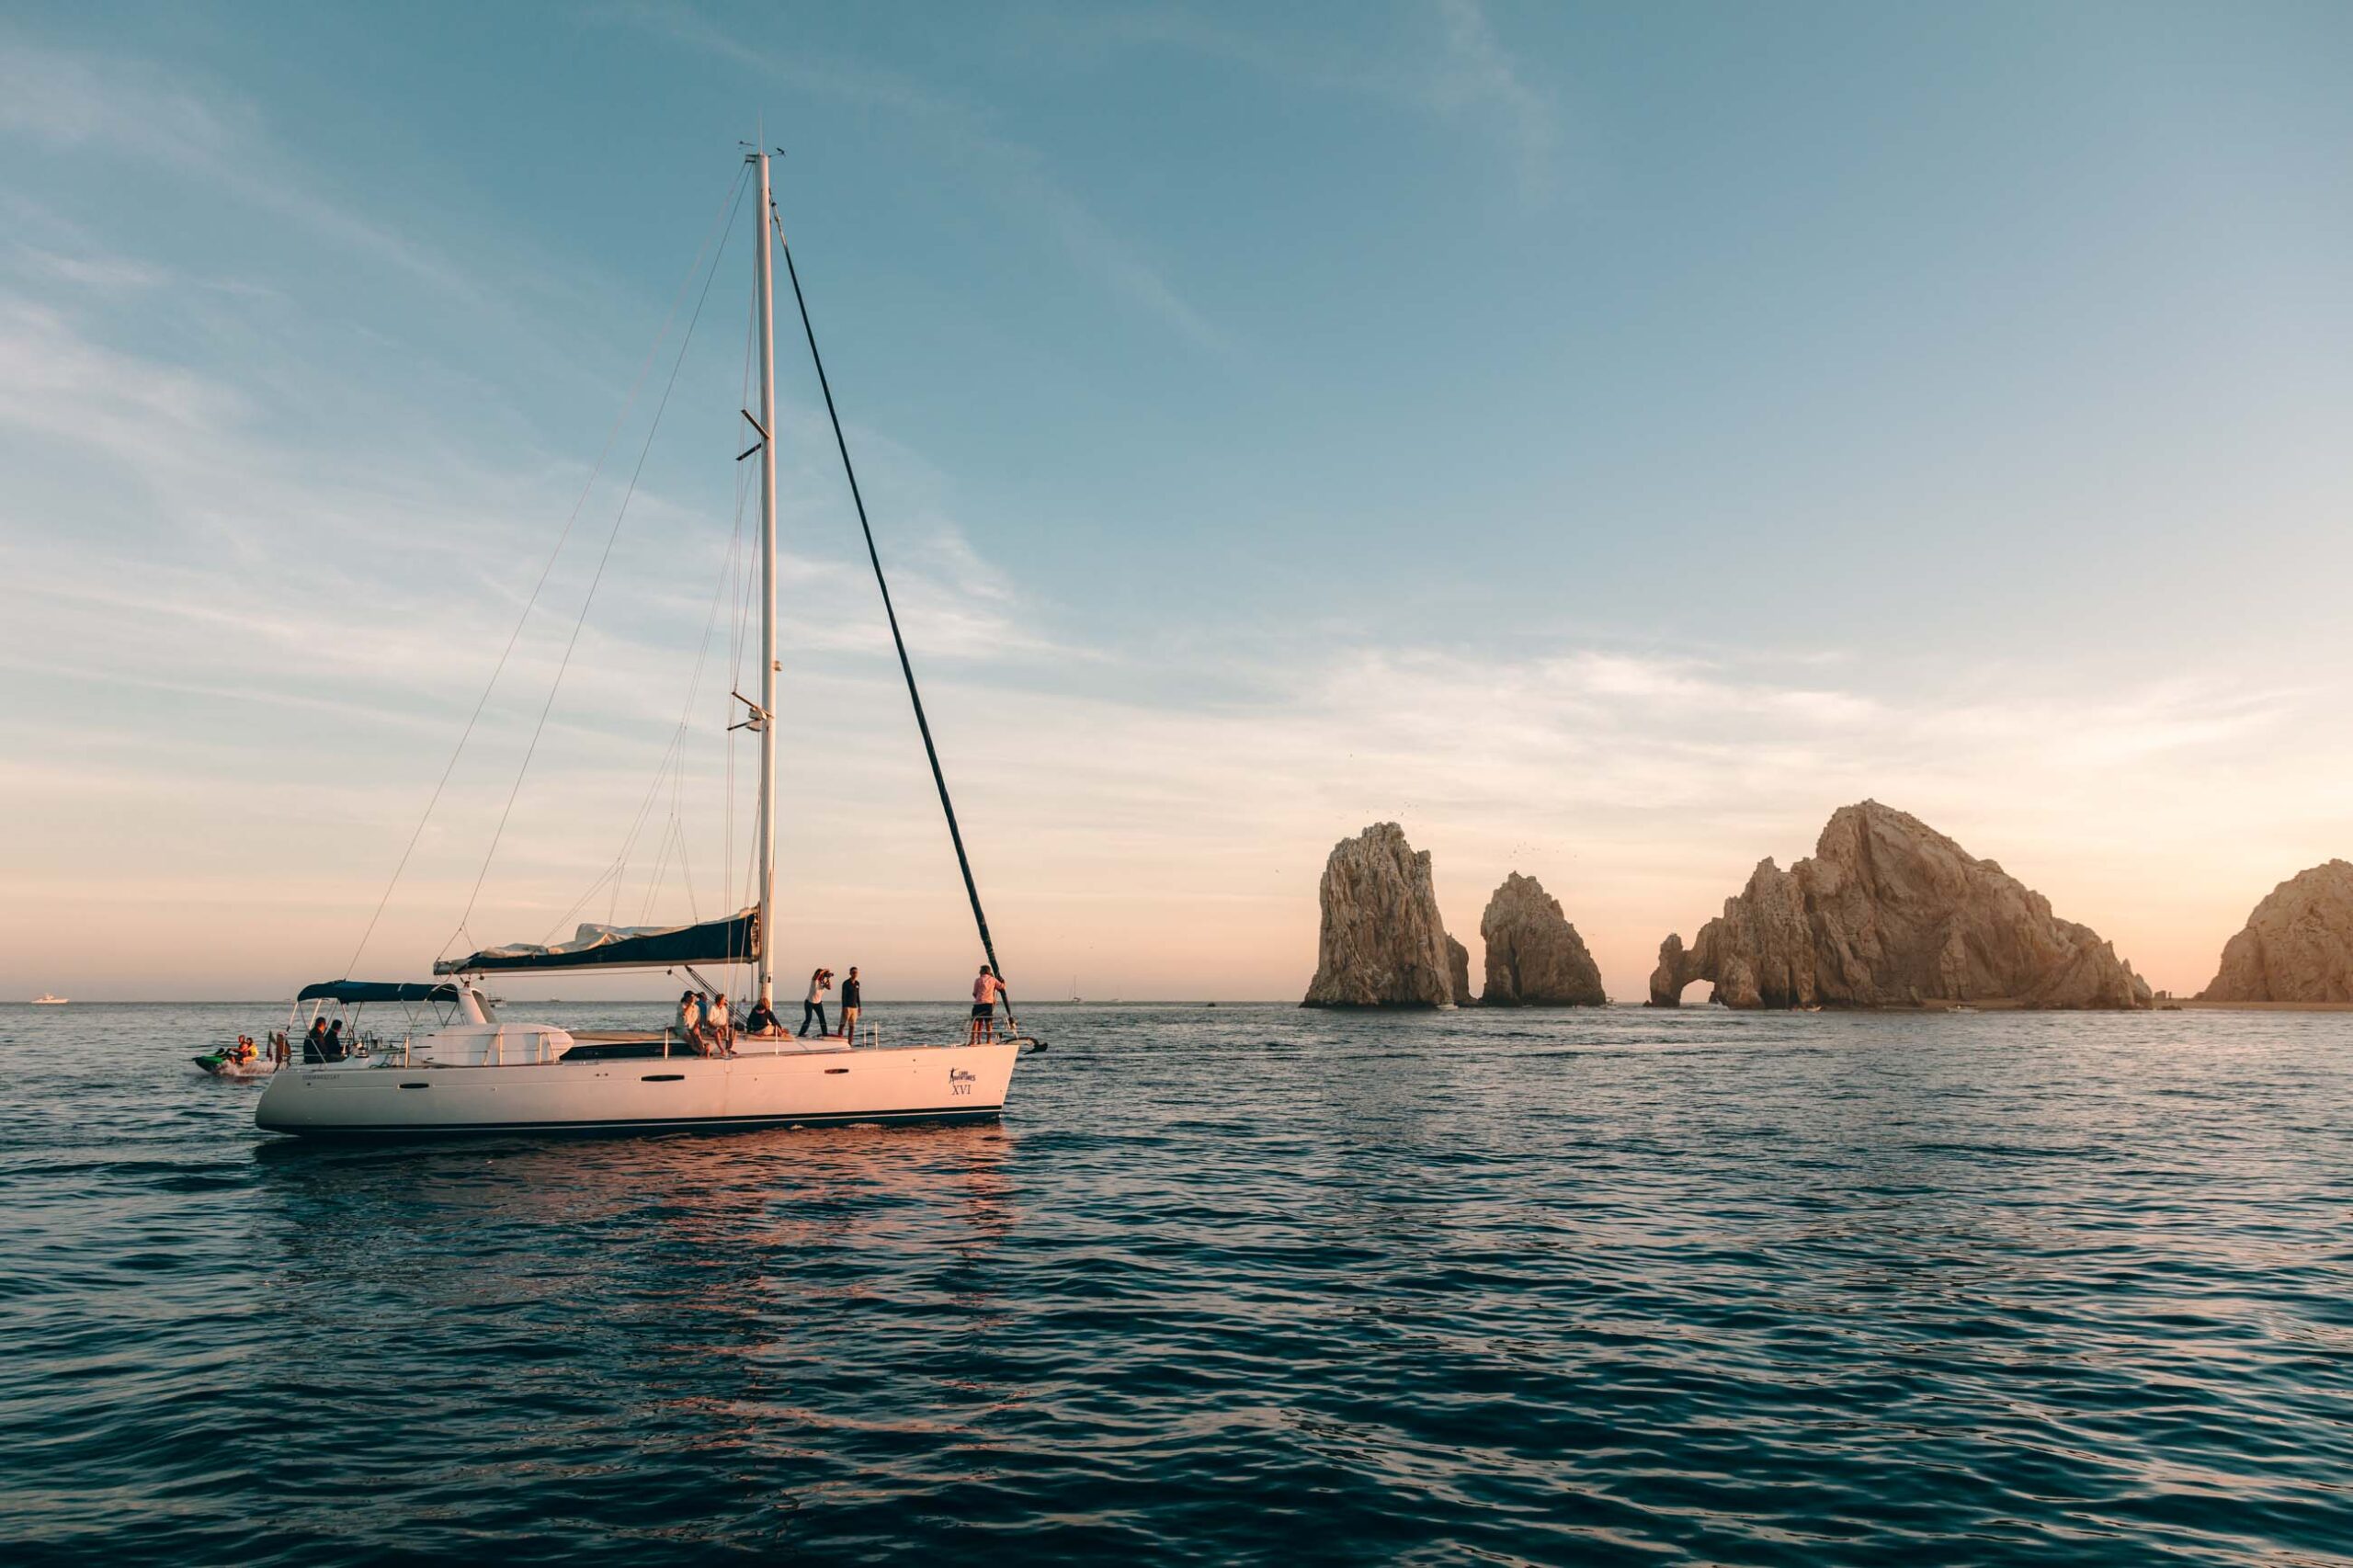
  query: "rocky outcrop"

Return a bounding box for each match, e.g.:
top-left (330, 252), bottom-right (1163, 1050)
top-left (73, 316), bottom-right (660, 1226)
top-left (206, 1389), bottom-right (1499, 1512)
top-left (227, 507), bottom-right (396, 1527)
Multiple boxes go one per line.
top-left (1648, 801), bottom-right (2147, 1010)
top-left (1480, 872), bottom-right (1606, 1005)
top-left (2200, 860), bottom-right (2353, 1002)
top-left (1302, 824), bottom-right (1460, 1007)
top-left (1447, 934), bottom-right (1473, 1008)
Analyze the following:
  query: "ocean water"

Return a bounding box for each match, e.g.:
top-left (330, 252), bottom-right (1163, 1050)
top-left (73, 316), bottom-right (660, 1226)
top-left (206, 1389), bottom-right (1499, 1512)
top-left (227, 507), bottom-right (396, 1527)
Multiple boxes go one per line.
top-left (2, 1000), bottom-right (2349, 1565)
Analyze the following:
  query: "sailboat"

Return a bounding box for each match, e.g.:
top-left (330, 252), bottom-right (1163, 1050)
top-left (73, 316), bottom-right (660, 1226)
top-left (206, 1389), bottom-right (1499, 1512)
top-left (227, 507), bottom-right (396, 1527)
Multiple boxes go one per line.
top-left (255, 149), bottom-right (1029, 1138)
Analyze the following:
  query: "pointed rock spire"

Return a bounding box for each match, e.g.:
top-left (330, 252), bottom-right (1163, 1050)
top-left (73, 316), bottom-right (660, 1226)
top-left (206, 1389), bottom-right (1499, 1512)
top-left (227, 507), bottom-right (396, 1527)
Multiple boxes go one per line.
top-left (1302, 824), bottom-right (1460, 1007)
top-left (1479, 872), bottom-right (1605, 1005)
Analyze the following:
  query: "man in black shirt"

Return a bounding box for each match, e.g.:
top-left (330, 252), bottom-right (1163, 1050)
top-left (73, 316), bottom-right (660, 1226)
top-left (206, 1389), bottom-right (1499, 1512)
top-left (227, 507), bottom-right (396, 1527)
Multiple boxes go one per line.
top-left (839, 967), bottom-right (862, 1043)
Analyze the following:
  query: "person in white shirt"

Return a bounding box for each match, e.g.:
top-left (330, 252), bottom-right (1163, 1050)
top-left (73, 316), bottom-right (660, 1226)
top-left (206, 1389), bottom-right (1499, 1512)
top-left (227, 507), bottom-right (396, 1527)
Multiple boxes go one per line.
top-left (800, 968), bottom-right (832, 1038)
top-left (677, 990), bottom-right (704, 1051)
top-left (708, 993), bottom-right (733, 1054)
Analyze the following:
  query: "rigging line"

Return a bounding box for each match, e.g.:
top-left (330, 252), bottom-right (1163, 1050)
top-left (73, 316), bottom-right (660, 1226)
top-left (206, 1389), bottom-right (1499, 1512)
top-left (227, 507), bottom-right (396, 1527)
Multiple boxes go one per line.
top-left (613, 283), bottom-right (758, 935)
top-left (722, 277), bottom-right (758, 926)
top-left (610, 266), bottom-right (759, 940)
top-left (451, 172), bottom-right (750, 949)
top-left (541, 859), bottom-right (626, 948)
top-left (771, 205), bottom-right (1018, 1024)
top-left (585, 371), bottom-right (759, 944)
top-left (341, 161), bottom-right (753, 982)
top-left (581, 496), bottom-right (745, 946)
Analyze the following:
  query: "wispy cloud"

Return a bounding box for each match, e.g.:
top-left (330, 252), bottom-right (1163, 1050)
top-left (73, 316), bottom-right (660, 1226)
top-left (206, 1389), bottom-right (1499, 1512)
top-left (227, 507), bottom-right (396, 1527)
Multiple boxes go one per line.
top-left (0, 295), bottom-right (246, 455)
top-left (0, 38), bottom-right (476, 298)
top-left (601, 1), bottom-right (1235, 354)
top-left (1429, 0), bottom-right (1558, 203)
top-left (1020, 0), bottom-right (1564, 205)
top-left (10, 244), bottom-right (169, 291)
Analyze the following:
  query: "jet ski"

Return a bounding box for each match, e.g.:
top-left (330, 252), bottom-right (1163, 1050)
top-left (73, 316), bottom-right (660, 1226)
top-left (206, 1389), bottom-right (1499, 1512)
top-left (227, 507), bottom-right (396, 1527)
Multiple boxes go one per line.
top-left (194, 1038), bottom-right (278, 1079)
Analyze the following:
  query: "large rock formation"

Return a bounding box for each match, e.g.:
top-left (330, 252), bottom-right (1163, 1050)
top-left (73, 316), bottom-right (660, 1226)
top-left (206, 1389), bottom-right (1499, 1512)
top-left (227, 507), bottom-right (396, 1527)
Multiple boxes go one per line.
top-left (1480, 872), bottom-right (1606, 1005)
top-left (1447, 935), bottom-right (1473, 1008)
top-left (1649, 801), bottom-right (2148, 1010)
top-left (2200, 860), bottom-right (2353, 1002)
top-left (1302, 824), bottom-right (1461, 1007)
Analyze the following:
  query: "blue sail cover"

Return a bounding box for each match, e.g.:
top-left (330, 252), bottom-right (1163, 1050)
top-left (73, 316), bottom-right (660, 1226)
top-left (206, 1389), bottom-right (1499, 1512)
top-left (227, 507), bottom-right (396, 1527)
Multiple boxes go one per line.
top-left (297, 980), bottom-right (461, 1004)
top-left (433, 909), bottom-right (760, 975)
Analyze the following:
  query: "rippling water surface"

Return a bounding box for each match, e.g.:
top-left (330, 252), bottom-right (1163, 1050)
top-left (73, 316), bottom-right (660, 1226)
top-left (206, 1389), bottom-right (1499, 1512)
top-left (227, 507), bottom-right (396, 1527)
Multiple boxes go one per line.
top-left (4, 1001), bottom-right (2350, 1563)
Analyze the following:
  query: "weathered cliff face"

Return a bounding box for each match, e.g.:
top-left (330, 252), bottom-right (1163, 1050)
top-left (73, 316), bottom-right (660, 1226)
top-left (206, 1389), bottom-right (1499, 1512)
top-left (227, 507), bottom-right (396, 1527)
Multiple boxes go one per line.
top-left (1302, 824), bottom-right (1459, 1007)
top-left (1480, 872), bottom-right (1606, 1005)
top-left (2200, 860), bottom-right (2353, 1003)
top-left (1648, 801), bottom-right (2147, 1010)
top-left (1447, 935), bottom-right (1473, 1008)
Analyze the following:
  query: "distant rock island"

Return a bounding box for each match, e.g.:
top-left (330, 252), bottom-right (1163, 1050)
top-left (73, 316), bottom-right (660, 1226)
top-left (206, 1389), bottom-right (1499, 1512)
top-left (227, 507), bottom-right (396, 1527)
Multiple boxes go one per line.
top-left (1649, 801), bottom-right (2150, 1010)
top-left (2200, 860), bottom-right (2353, 1003)
top-left (1479, 872), bottom-right (1605, 1006)
top-left (1302, 824), bottom-right (1467, 1007)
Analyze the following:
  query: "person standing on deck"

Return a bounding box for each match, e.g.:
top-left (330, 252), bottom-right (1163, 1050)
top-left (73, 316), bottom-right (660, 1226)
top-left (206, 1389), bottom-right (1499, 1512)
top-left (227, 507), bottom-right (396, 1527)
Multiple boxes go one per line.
top-left (838, 967), bottom-right (862, 1043)
top-left (969, 964), bottom-right (1004, 1043)
top-left (800, 968), bottom-right (832, 1038)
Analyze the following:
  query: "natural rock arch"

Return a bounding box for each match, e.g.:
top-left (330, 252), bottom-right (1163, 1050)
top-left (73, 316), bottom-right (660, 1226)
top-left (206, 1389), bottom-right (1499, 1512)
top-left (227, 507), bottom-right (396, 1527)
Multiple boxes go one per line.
top-left (1648, 801), bottom-right (2149, 1010)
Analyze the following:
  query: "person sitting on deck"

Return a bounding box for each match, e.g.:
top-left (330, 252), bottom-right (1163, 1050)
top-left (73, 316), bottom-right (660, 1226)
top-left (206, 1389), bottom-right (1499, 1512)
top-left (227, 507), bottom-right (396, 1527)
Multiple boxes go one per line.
top-left (324, 1017), bottom-right (346, 1061)
top-left (969, 964), bottom-right (1004, 1044)
top-left (708, 993), bottom-right (733, 1054)
top-left (303, 1017), bottom-right (330, 1063)
top-left (676, 990), bottom-right (702, 1049)
top-left (743, 996), bottom-right (779, 1037)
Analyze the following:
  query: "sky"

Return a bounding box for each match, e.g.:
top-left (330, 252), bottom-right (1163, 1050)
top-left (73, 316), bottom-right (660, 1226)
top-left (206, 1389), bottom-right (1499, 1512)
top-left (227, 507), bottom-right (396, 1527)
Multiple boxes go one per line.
top-left (2, 1), bottom-right (2350, 1003)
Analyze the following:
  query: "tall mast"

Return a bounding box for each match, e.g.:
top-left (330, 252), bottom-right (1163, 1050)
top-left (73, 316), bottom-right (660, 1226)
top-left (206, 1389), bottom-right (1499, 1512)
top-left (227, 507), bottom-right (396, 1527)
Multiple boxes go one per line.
top-left (753, 149), bottom-right (779, 1011)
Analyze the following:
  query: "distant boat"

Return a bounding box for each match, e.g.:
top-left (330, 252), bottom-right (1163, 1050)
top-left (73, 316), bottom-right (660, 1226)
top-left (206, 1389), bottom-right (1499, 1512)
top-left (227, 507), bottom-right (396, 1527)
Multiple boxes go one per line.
top-left (31, 994), bottom-right (66, 1006)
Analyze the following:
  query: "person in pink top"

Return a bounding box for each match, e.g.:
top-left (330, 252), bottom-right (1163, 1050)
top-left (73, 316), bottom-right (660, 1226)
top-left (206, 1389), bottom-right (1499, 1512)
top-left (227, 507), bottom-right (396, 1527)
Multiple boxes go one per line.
top-left (969, 964), bottom-right (1005, 1043)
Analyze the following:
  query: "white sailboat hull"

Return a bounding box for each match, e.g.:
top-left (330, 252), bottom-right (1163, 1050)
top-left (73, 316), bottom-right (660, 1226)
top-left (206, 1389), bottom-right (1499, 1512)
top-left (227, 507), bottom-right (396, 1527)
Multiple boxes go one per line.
top-left (254, 1040), bottom-right (1021, 1139)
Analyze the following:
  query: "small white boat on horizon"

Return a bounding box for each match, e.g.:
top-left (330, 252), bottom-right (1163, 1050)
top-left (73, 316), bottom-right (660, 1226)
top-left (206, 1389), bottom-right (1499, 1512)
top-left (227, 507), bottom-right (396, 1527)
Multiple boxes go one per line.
top-left (254, 145), bottom-right (1037, 1141)
top-left (31, 994), bottom-right (67, 1006)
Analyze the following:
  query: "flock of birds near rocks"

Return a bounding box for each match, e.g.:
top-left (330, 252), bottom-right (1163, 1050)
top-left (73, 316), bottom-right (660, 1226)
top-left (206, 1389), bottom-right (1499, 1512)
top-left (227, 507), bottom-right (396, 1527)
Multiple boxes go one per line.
top-left (1301, 802), bottom-right (2353, 1010)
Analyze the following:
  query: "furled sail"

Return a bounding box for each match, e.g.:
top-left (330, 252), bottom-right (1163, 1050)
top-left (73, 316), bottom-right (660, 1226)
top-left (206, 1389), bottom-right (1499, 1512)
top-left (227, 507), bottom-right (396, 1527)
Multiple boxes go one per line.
top-left (433, 909), bottom-right (759, 975)
top-left (298, 980), bottom-right (463, 1005)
